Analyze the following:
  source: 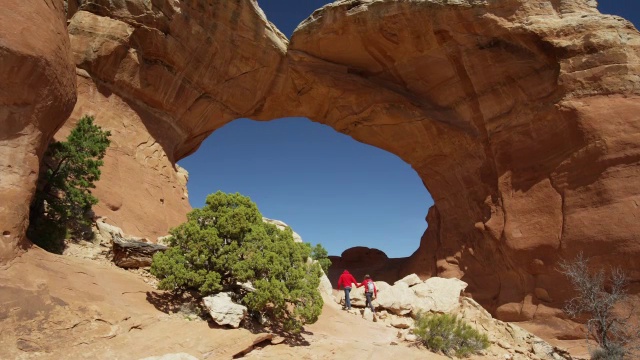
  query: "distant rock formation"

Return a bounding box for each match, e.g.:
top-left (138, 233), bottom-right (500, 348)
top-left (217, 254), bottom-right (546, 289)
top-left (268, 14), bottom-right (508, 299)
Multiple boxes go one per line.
top-left (2, 0), bottom-right (640, 336)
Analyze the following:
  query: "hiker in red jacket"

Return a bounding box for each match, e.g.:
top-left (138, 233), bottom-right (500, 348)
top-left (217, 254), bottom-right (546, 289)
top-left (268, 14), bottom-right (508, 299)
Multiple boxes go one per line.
top-left (337, 270), bottom-right (358, 310)
top-left (357, 274), bottom-right (377, 313)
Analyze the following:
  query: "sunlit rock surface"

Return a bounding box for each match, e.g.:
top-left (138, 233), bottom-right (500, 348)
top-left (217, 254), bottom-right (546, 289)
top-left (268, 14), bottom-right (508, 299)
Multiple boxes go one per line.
top-left (0, 0), bottom-right (77, 262)
top-left (3, 0), bottom-right (640, 339)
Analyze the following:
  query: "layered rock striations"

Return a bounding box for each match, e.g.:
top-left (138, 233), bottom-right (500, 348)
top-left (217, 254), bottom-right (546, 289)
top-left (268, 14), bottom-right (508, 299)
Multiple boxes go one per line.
top-left (4, 0), bottom-right (640, 328)
top-left (59, 0), bottom-right (288, 238)
top-left (0, 0), bottom-right (77, 262)
top-left (281, 0), bottom-right (640, 321)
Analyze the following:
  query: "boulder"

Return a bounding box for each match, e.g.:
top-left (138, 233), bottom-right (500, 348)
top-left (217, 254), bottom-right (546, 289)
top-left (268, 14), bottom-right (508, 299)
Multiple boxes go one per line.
top-left (96, 221), bottom-right (124, 243)
top-left (391, 317), bottom-right (414, 329)
top-left (404, 334), bottom-right (418, 342)
top-left (318, 272), bottom-right (334, 300)
top-left (394, 274), bottom-right (422, 287)
top-left (202, 293), bottom-right (247, 328)
top-left (411, 277), bottom-right (468, 313)
top-left (112, 234), bottom-right (167, 268)
top-left (375, 282), bottom-right (416, 316)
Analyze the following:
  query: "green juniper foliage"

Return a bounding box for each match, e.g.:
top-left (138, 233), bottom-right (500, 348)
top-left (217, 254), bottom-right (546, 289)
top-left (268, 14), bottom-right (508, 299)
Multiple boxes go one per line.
top-left (413, 312), bottom-right (489, 357)
top-left (151, 191), bottom-right (324, 333)
top-left (28, 115), bottom-right (111, 253)
top-left (311, 243), bottom-right (331, 274)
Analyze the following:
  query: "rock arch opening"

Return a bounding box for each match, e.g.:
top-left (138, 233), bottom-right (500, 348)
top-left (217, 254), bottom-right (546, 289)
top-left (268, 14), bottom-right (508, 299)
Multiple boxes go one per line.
top-left (177, 117), bottom-right (432, 263)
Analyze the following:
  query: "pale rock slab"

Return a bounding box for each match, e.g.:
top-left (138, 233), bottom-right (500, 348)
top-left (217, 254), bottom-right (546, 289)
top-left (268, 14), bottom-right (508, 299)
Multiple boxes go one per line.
top-left (375, 282), bottom-right (416, 316)
top-left (202, 293), bottom-right (247, 328)
top-left (411, 277), bottom-right (468, 313)
top-left (391, 317), bottom-right (414, 329)
top-left (394, 273), bottom-right (422, 287)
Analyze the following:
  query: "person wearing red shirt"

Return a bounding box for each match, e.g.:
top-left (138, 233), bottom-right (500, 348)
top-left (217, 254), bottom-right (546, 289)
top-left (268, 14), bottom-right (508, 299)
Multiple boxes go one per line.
top-left (357, 274), bottom-right (377, 313)
top-left (337, 270), bottom-right (358, 310)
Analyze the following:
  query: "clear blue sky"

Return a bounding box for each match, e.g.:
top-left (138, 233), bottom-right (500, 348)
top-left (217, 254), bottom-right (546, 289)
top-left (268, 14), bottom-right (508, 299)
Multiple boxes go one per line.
top-left (178, 1), bottom-right (639, 258)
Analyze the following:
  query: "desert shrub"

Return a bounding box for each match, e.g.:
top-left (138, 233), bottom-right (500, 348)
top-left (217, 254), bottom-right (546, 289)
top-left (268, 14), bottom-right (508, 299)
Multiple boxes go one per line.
top-left (151, 191), bottom-right (324, 333)
top-left (413, 312), bottom-right (489, 357)
top-left (311, 243), bottom-right (331, 274)
top-left (28, 115), bottom-right (111, 253)
top-left (558, 253), bottom-right (640, 359)
top-left (591, 344), bottom-right (626, 360)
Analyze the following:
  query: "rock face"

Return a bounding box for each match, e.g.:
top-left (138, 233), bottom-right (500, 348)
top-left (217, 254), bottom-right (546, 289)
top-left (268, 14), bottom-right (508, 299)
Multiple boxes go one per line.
top-left (0, 0), bottom-right (76, 262)
top-left (295, 0), bottom-right (640, 323)
top-left (203, 293), bottom-right (248, 328)
top-left (3, 0), bottom-right (640, 333)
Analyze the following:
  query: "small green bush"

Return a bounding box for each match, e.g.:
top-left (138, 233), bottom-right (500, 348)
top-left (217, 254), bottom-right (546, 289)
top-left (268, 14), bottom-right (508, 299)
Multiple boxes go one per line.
top-left (591, 345), bottom-right (625, 360)
top-left (311, 243), bottom-right (331, 274)
top-left (413, 312), bottom-right (489, 357)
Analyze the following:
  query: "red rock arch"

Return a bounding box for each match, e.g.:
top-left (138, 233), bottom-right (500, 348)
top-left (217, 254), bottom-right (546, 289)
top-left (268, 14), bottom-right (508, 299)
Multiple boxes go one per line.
top-left (4, 0), bottom-right (640, 323)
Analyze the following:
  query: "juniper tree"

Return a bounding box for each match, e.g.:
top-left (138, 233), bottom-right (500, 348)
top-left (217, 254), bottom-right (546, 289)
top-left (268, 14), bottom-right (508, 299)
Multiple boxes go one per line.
top-left (151, 191), bottom-right (324, 333)
top-left (28, 115), bottom-right (111, 252)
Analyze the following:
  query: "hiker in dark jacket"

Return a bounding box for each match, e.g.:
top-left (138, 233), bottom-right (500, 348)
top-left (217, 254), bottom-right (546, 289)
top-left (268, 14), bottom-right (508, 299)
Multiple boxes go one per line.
top-left (357, 274), bottom-right (377, 313)
top-left (337, 270), bottom-right (358, 310)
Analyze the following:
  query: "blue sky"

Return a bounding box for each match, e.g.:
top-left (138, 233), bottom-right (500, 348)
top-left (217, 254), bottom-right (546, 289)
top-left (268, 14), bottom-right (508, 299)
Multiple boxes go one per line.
top-left (178, 1), bottom-right (639, 258)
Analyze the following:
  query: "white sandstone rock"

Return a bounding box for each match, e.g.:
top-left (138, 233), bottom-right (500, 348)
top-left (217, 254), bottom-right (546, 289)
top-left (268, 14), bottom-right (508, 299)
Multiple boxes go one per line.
top-left (318, 272), bottom-right (334, 299)
top-left (394, 273), bottom-right (422, 287)
top-left (391, 317), bottom-right (414, 329)
top-left (411, 277), bottom-right (467, 313)
top-left (202, 292), bottom-right (247, 328)
top-left (375, 282), bottom-right (416, 315)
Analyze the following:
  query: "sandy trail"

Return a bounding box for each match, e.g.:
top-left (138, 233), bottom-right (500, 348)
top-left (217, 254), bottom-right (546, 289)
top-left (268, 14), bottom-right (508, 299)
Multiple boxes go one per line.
top-left (0, 249), bottom-right (446, 359)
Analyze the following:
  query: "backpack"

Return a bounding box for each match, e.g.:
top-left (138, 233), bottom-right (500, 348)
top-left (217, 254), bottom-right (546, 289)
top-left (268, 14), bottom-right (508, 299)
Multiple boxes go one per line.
top-left (367, 280), bottom-right (375, 293)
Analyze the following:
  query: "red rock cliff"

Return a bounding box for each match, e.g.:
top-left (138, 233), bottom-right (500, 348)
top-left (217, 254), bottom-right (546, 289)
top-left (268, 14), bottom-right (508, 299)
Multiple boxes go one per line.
top-left (0, 0), bottom-right (77, 262)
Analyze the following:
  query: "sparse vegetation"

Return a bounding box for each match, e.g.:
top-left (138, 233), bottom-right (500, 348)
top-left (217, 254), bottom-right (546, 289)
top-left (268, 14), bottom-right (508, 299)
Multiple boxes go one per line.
top-left (28, 115), bottom-right (111, 253)
top-left (413, 312), bottom-right (489, 357)
top-left (311, 243), bottom-right (331, 274)
top-left (558, 253), bottom-right (640, 360)
top-left (150, 191), bottom-right (324, 333)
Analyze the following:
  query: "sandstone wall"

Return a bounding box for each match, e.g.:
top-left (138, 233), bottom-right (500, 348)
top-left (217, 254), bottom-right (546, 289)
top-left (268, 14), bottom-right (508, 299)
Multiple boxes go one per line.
top-left (5, 0), bottom-right (640, 325)
top-left (61, 1), bottom-right (288, 237)
top-left (275, 0), bottom-right (640, 320)
top-left (0, 0), bottom-right (77, 262)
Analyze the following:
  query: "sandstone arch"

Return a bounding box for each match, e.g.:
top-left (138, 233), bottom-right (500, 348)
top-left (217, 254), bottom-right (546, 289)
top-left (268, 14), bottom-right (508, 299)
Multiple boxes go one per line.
top-left (6, 0), bottom-right (640, 324)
